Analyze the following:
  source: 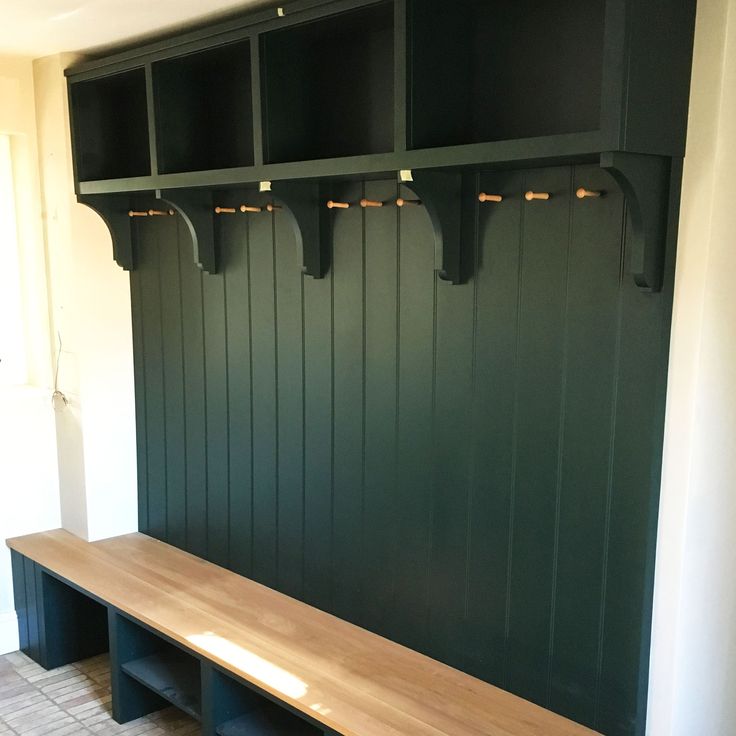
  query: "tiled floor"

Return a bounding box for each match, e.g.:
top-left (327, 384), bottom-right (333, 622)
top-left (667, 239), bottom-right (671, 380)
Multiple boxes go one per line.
top-left (0, 651), bottom-right (199, 735)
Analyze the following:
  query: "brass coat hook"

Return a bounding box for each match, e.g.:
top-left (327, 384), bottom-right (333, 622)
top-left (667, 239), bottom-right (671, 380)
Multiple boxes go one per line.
top-left (525, 191), bottom-right (551, 201)
top-left (240, 205), bottom-right (263, 213)
top-left (148, 209), bottom-right (175, 216)
top-left (266, 203), bottom-right (282, 212)
top-left (128, 210), bottom-right (149, 217)
top-left (327, 200), bottom-right (351, 209)
top-left (576, 188), bottom-right (602, 199)
top-left (215, 206), bottom-right (237, 214)
top-left (478, 193), bottom-right (503, 203)
top-left (396, 197), bottom-right (421, 207)
top-left (360, 198), bottom-right (384, 208)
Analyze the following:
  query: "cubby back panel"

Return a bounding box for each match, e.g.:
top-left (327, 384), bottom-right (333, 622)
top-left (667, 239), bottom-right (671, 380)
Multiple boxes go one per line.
top-left (131, 164), bottom-right (670, 736)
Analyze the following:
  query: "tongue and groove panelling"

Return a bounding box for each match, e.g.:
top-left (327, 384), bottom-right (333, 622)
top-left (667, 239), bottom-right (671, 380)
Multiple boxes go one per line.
top-left (130, 164), bottom-right (670, 736)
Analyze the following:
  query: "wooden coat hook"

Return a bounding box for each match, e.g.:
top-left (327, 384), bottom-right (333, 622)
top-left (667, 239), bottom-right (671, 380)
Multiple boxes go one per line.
top-left (576, 188), bottom-right (602, 199)
top-left (148, 209), bottom-right (175, 216)
top-left (478, 193), bottom-right (503, 203)
top-left (327, 200), bottom-right (350, 209)
top-left (128, 210), bottom-right (149, 217)
top-left (240, 205), bottom-right (263, 213)
top-left (360, 198), bottom-right (384, 208)
top-left (396, 197), bottom-right (421, 207)
top-left (215, 206), bottom-right (237, 214)
top-left (525, 191), bottom-right (551, 201)
top-left (266, 203), bottom-right (282, 212)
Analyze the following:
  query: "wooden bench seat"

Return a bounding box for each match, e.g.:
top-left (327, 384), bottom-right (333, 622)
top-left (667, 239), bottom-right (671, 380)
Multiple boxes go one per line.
top-left (7, 530), bottom-right (600, 736)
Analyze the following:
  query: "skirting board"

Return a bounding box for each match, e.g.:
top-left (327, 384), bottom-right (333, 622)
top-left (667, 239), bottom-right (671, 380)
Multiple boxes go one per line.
top-left (0, 611), bottom-right (19, 655)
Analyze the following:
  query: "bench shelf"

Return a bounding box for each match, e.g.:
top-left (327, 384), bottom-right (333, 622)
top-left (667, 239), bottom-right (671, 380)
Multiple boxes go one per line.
top-left (216, 703), bottom-right (323, 736)
top-left (121, 650), bottom-right (202, 720)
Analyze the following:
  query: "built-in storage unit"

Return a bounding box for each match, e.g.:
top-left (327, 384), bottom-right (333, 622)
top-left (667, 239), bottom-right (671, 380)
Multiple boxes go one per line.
top-left (61, 2), bottom-right (697, 735)
top-left (153, 41), bottom-right (254, 174)
top-left (69, 68), bottom-right (150, 181)
top-left (261, 2), bottom-right (394, 163)
top-left (408, 0), bottom-right (605, 148)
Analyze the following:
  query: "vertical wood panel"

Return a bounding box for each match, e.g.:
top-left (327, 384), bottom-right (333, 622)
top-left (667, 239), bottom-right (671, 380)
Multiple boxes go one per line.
top-left (506, 166), bottom-right (572, 705)
top-left (158, 216), bottom-right (186, 549)
top-left (130, 265), bottom-right (148, 534)
top-left (463, 170), bottom-right (523, 685)
top-left (330, 182), bottom-right (365, 623)
top-left (596, 213), bottom-right (664, 736)
top-left (274, 210), bottom-right (305, 599)
top-left (302, 221), bottom-right (333, 612)
top-left (11, 551), bottom-right (29, 653)
top-left (248, 207), bottom-right (278, 586)
top-left (139, 221), bottom-right (166, 539)
top-left (390, 188), bottom-right (435, 651)
top-left (221, 210), bottom-right (254, 579)
top-left (361, 180), bottom-right (400, 633)
top-left (549, 165), bottom-right (625, 725)
top-left (179, 221), bottom-right (207, 559)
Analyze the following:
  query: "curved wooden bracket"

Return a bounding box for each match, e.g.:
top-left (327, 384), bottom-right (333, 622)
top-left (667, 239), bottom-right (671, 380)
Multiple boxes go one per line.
top-left (600, 152), bottom-right (671, 293)
top-left (401, 171), bottom-right (473, 284)
top-left (159, 189), bottom-right (218, 274)
top-left (77, 194), bottom-right (136, 271)
top-left (271, 181), bottom-right (330, 279)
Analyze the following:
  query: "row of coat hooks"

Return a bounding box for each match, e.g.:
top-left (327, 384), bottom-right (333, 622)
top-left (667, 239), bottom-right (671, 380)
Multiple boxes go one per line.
top-left (207, 187), bottom-right (605, 215)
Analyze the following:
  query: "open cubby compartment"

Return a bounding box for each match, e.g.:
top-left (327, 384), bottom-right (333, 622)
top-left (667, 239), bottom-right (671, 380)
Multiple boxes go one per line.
top-left (208, 668), bottom-right (324, 736)
top-left (262, 1), bottom-right (394, 163)
top-left (154, 40), bottom-right (254, 174)
top-left (70, 68), bottom-right (151, 181)
top-left (114, 615), bottom-right (202, 721)
top-left (409, 0), bottom-right (606, 148)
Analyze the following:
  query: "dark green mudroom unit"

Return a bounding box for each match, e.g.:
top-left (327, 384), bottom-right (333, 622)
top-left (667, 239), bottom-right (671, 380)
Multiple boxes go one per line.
top-left (56, 1), bottom-right (697, 734)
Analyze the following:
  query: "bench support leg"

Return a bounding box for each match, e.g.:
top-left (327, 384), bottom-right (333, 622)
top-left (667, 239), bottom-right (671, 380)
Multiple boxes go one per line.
top-left (108, 611), bottom-right (168, 723)
top-left (10, 551), bottom-right (108, 670)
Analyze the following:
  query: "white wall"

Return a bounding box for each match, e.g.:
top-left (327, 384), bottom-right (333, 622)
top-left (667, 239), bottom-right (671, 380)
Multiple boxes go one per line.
top-left (649, 0), bottom-right (736, 734)
top-left (0, 54), bottom-right (60, 655)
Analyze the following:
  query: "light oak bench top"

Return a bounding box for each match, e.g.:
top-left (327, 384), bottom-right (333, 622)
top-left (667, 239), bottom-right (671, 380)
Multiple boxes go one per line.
top-left (7, 530), bottom-right (600, 736)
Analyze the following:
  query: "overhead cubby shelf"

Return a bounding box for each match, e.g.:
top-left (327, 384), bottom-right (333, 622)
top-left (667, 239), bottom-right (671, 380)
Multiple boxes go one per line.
top-left (65, 0), bottom-right (696, 292)
top-left (261, 1), bottom-right (394, 163)
top-left (153, 40), bottom-right (254, 174)
top-left (70, 68), bottom-right (151, 181)
top-left (409, 0), bottom-right (605, 148)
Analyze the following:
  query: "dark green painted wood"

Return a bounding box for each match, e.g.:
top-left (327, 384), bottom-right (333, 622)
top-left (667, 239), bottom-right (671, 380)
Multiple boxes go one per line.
top-left (461, 170), bottom-right (523, 686)
top-left (504, 167), bottom-right (573, 705)
top-left (248, 201), bottom-right (279, 585)
top-left (388, 184), bottom-right (436, 652)
top-left (129, 169), bottom-right (676, 735)
top-left (178, 219), bottom-right (208, 559)
top-left (548, 166), bottom-right (624, 725)
top-left (10, 552), bottom-right (29, 652)
top-left (273, 208), bottom-right (306, 600)
top-left (158, 215), bottom-right (187, 551)
top-left (203, 254), bottom-right (230, 568)
top-left (361, 179), bottom-right (400, 633)
top-left (330, 182), bottom-right (365, 623)
top-left (220, 204), bottom-right (255, 580)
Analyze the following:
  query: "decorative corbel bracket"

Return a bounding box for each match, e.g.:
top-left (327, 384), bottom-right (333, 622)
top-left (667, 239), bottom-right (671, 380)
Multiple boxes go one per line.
top-left (401, 171), bottom-right (473, 284)
top-left (77, 194), bottom-right (136, 271)
top-left (600, 152), bottom-right (672, 293)
top-left (271, 181), bottom-right (330, 279)
top-left (159, 189), bottom-right (218, 274)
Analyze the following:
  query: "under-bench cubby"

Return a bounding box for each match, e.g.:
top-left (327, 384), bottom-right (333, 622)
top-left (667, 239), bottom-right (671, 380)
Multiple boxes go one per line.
top-left (153, 41), bottom-right (255, 174)
top-left (69, 68), bottom-right (151, 181)
top-left (110, 613), bottom-right (202, 721)
top-left (261, 1), bottom-right (394, 163)
top-left (409, 0), bottom-right (606, 148)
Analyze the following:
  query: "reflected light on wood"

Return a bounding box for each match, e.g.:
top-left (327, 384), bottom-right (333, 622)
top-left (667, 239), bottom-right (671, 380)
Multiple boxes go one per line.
top-left (187, 632), bottom-right (309, 700)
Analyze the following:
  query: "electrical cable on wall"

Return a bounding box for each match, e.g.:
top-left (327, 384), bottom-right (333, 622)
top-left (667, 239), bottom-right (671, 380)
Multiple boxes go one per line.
top-left (51, 331), bottom-right (69, 411)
